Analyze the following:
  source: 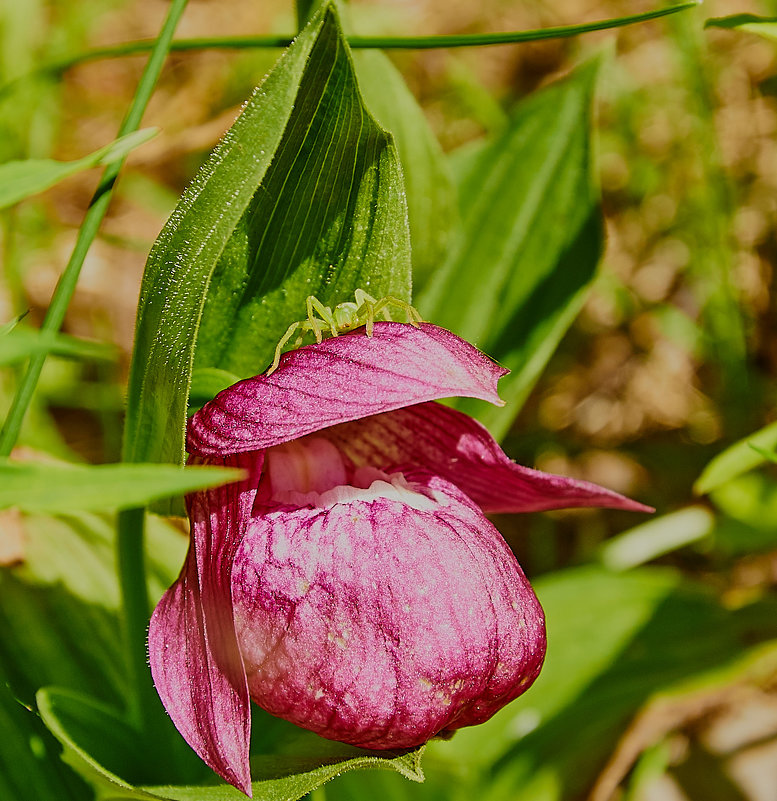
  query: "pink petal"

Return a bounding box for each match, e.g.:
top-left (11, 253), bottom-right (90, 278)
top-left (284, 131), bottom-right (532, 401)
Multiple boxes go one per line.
top-left (188, 323), bottom-right (506, 457)
top-left (230, 471), bottom-right (545, 749)
top-left (148, 452), bottom-right (262, 797)
top-left (323, 402), bottom-right (653, 514)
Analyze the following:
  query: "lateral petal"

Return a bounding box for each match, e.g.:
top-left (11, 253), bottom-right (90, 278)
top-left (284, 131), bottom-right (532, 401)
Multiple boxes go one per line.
top-left (323, 402), bottom-right (653, 514)
top-left (148, 452), bottom-right (262, 797)
top-left (188, 323), bottom-right (506, 456)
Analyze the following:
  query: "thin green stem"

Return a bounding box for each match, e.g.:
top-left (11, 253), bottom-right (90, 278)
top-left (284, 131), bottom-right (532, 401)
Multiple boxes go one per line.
top-left (0, 0), bottom-right (190, 750)
top-left (0, 0), bottom-right (190, 457)
top-left (2, 2), bottom-right (697, 91)
top-left (348, 3), bottom-right (698, 47)
top-left (113, 0), bottom-right (192, 743)
top-left (0, 187), bottom-right (110, 455)
top-left (117, 507), bottom-right (153, 730)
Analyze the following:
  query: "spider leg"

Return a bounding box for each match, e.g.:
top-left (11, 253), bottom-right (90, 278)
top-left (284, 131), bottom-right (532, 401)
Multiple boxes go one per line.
top-left (379, 296), bottom-right (424, 328)
top-left (353, 290), bottom-right (379, 336)
top-left (291, 326), bottom-right (308, 349)
top-left (353, 289), bottom-right (378, 308)
top-left (307, 295), bottom-right (338, 340)
top-left (364, 299), bottom-right (377, 336)
top-left (268, 320), bottom-right (302, 374)
top-left (370, 297), bottom-right (390, 321)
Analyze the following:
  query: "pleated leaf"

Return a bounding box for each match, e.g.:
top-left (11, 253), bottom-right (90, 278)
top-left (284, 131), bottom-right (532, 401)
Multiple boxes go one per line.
top-left (124, 4), bottom-right (410, 485)
top-left (193, 10), bottom-right (410, 379)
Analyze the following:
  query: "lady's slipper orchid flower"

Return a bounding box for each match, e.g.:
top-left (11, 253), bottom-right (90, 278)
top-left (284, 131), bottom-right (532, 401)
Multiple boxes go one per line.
top-left (148, 323), bottom-right (650, 796)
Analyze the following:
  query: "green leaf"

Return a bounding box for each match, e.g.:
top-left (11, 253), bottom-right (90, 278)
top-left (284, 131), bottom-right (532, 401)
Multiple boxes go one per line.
top-left (705, 14), bottom-right (777, 41)
top-left (15, 510), bottom-right (184, 610)
top-left (353, 49), bottom-right (458, 285)
top-left (0, 326), bottom-right (117, 366)
top-left (37, 688), bottom-right (157, 799)
top-left (0, 313), bottom-right (25, 336)
top-left (0, 461), bottom-right (244, 512)
top-left (599, 506), bottom-right (715, 571)
top-left (419, 57), bottom-right (604, 440)
top-left (0, 684), bottom-right (93, 801)
top-left (124, 5), bottom-right (411, 489)
top-left (193, 10), bottom-right (411, 377)
top-left (39, 685), bottom-right (424, 801)
top-left (749, 443), bottom-right (777, 462)
top-left (711, 472), bottom-right (777, 527)
top-left (0, 551), bottom-right (125, 709)
top-left (0, 129), bottom-right (157, 209)
top-left (0, 511), bottom-right (184, 708)
top-left (706, 472), bottom-right (777, 555)
top-left (694, 420), bottom-right (777, 495)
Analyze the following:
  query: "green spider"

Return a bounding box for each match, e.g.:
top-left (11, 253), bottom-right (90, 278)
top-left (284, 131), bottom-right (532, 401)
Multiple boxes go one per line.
top-left (268, 289), bottom-right (423, 374)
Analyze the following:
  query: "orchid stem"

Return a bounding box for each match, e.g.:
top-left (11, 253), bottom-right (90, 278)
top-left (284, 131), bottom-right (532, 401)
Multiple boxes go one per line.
top-left (117, 507), bottom-right (154, 731)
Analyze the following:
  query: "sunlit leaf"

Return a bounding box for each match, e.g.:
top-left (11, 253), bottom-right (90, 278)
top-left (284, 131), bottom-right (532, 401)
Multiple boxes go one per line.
top-left (0, 129), bottom-right (157, 209)
top-left (711, 472), bottom-right (777, 527)
top-left (599, 507), bottom-right (715, 571)
top-left (694, 420), bottom-right (777, 495)
top-left (188, 368), bottom-right (241, 412)
top-left (0, 510), bottom-right (184, 706)
top-left (748, 443), bottom-right (777, 462)
top-left (0, 461), bottom-right (244, 512)
top-left (193, 10), bottom-right (410, 378)
top-left (125, 5), bottom-right (411, 490)
top-left (704, 472), bottom-right (777, 556)
top-left (419, 57), bottom-right (604, 440)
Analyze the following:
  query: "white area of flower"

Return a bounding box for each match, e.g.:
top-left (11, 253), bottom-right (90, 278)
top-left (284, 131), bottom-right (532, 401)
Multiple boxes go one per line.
top-left (266, 436), bottom-right (443, 511)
